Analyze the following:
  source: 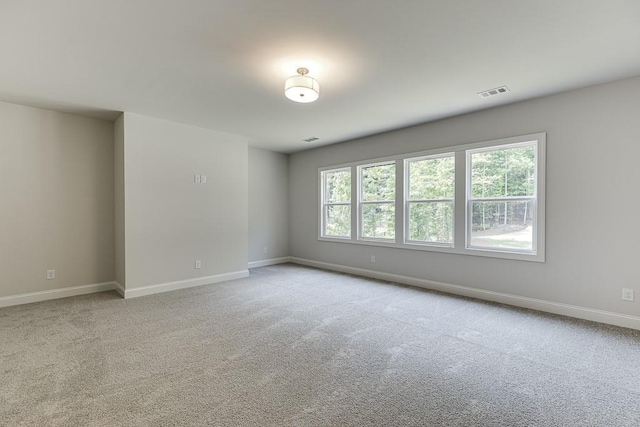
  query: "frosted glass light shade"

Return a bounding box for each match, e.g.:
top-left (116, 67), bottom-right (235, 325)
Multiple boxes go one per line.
top-left (285, 74), bottom-right (319, 103)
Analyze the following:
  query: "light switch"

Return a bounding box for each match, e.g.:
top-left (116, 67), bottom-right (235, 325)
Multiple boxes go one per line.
top-left (194, 174), bottom-right (201, 183)
top-left (201, 175), bottom-right (207, 183)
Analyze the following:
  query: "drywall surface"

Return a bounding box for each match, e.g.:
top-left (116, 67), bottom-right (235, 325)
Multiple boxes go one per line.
top-left (114, 114), bottom-right (125, 288)
top-left (289, 76), bottom-right (640, 317)
top-left (122, 113), bottom-right (248, 289)
top-left (248, 148), bottom-right (289, 263)
top-left (0, 101), bottom-right (114, 297)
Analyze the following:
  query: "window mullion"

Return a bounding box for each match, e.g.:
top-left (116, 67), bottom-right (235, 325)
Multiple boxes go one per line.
top-left (469, 196), bottom-right (535, 202)
top-left (408, 198), bottom-right (454, 203)
top-left (351, 165), bottom-right (358, 240)
top-left (455, 150), bottom-right (467, 250)
top-left (395, 158), bottom-right (404, 245)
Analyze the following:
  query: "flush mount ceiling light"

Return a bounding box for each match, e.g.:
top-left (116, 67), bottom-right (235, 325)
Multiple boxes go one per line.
top-left (285, 68), bottom-right (319, 103)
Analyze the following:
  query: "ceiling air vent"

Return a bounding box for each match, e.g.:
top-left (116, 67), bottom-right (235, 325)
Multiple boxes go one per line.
top-left (478, 86), bottom-right (509, 98)
top-left (302, 137), bottom-right (319, 143)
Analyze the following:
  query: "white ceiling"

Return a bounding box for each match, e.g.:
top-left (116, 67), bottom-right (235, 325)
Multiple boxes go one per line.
top-left (1, 1), bottom-right (639, 153)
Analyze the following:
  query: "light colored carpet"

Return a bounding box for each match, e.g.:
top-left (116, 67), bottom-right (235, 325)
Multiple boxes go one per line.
top-left (1, 263), bottom-right (640, 426)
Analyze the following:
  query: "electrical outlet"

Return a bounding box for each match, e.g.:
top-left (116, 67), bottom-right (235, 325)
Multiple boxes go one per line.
top-left (46, 269), bottom-right (55, 280)
top-left (194, 174), bottom-right (201, 183)
top-left (263, 247), bottom-right (267, 254)
top-left (194, 260), bottom-right (201, 269)
top-left (370, 255), bottom-right (376, 263)
top-left (622, 288), bottom-right (634, 302)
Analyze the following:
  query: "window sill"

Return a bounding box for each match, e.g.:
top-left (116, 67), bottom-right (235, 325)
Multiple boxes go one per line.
top-left (318, 236), bottom-right (544, 262)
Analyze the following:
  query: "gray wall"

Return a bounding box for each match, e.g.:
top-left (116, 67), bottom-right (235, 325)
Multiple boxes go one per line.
top-left (0, 101), bottom-right (114, 297)
top-left (248, 147), bottom-right (290, 263)
top-left (122, 113), bottom-right (248, 289)
top-left (114, 114), bottom-right (125, 288)
top-left (289, 76), bottom-right (640, 317)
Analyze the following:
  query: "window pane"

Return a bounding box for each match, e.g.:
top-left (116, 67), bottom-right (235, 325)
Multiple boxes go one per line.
top-left (469, 201), bottom-right (533, 250)
top-left (361, 164), bottom-right (395, 202)
top-left (408, 156), bottom-right (454, 200)
top-left (324, 205), bottom-right (351, 237)
top-left (325, 170), bottom-right (351, 203)
top-left (361, 204), bottom-right (395, 239)
top-left (471, 145), bottom-right (535, 198)
top-left (408, 202), bottom-right (453, 244)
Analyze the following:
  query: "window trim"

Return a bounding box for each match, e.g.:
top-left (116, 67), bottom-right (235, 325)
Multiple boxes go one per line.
top-left (317, 133), bottom-right (546, 262)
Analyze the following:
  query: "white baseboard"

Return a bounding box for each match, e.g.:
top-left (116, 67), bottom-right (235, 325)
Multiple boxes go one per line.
top-left (0, 282), bottom-right (117, 309)
top-left (123, 270), bottom-right (249, 299)
top-left (114, 281), bottom-right (125, 298)
top-left (248, 257), bottom-right (291, 269)
top-left (289, 257), bottom-right (640, 331)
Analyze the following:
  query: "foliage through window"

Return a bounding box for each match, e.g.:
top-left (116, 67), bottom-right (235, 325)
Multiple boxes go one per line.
top-left (321, 168), bottom-right (351, 238)
top-left (468, 143), bottom-right (536, 252)
top-left (359, 162), bottom-right (395, 240)
top-left (318, 133), bottom-right (545, 262)
top-left (406, 154), bottom-right (455, 245)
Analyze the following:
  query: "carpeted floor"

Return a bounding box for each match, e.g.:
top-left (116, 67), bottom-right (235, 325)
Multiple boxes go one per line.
top-left (1, 263), bottom-right (640, 426)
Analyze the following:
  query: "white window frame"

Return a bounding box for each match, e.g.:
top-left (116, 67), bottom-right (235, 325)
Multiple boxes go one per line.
top-left (404, 152), bottom-right (456, 248)
top-left (319, 167), bottom-right (352, 240)
top-left (358, 161), bottom-right (397, 242)
top-left (466, 141), bottom-right (539, 256)
top-left (317, 133), bottom-right (546, 262)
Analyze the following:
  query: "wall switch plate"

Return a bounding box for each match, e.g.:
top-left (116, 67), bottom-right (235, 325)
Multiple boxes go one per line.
top-left (194, 260), bottom-right (201, 269)
top-left (194, 174), bottom-right (201, 183)
top-left (371, 255), bottom-right (376, 263)
top-left (201, 175), bottom-right (207, 183)
top-left (46, 269), bottom-right (55, 280)
top-left (622, 288), bottom-right (634, 302)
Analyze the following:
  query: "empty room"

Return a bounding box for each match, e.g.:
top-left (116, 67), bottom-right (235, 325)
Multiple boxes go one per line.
top-left (1, 1), bottom-right (640, 425)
